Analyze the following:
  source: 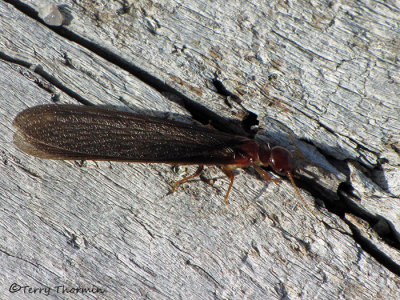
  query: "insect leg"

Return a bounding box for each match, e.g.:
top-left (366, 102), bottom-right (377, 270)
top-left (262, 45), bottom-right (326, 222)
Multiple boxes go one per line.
top-left (253, 166), bottom-right (280, 184)
top-left (171, 165), bottom-right (204, 194)
top-left (220, 167), bottom-right (235, 204)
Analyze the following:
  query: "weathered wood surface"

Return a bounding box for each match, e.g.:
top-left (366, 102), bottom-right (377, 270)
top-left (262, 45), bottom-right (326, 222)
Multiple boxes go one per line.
top-left (1, 0), bottom-right (400, 299)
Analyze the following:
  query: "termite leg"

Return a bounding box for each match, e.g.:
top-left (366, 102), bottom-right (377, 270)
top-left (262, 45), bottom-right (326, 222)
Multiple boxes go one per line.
top-left (171, 165), bottom-right (204, 193)
top-left (220, 167), bottom-right (235, 204)
top-left (253, 166), bottom-right (280, 184)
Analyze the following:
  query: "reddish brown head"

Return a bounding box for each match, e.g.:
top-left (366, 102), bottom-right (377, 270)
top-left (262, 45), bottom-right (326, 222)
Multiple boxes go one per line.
top-left (257, 142), bottom-right (319, 220)
top-left (257, 143), bottom-right (294, 175)
top-left (269, 146), bottom-right (294, 175)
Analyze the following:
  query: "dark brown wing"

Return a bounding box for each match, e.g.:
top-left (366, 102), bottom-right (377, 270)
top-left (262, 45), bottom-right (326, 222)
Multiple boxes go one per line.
top-left (13, 104), bottom-right (250, 165)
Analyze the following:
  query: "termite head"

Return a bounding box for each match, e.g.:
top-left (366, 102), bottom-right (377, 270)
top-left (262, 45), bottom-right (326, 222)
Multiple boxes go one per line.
top-left (258, 142), bottom-right (319, 220)
top-left (258, 144), bottom-right (294, 176)
top-left (269, 146), bottom-right (294, 176)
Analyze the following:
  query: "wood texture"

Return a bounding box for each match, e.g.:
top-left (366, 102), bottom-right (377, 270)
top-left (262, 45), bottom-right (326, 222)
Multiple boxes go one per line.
top-left (1, 0), bottom-right (399, 299)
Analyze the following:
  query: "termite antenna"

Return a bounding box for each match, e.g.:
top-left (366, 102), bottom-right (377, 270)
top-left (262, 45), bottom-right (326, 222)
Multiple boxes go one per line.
top-left (288, 133), bottom-right (305, 159)
top-left (286, 170), bottom-right (322, 222)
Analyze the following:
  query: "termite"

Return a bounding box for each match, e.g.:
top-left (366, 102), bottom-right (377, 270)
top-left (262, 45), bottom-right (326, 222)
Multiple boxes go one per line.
top-left (13, 104), bottom-right (314, 215)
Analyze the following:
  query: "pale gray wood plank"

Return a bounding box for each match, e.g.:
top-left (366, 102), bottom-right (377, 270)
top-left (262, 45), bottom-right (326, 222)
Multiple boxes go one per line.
top-left (1, 1), bottom-right (399, 299)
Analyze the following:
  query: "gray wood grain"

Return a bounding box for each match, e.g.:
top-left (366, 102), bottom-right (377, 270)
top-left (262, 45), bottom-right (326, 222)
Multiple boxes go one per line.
top-left (1, 0), bottom-right (399, 299)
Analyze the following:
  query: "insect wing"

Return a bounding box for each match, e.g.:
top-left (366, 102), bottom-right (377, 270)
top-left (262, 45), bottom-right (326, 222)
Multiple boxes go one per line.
top-left (13, 104), bottom-right (249, 165)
